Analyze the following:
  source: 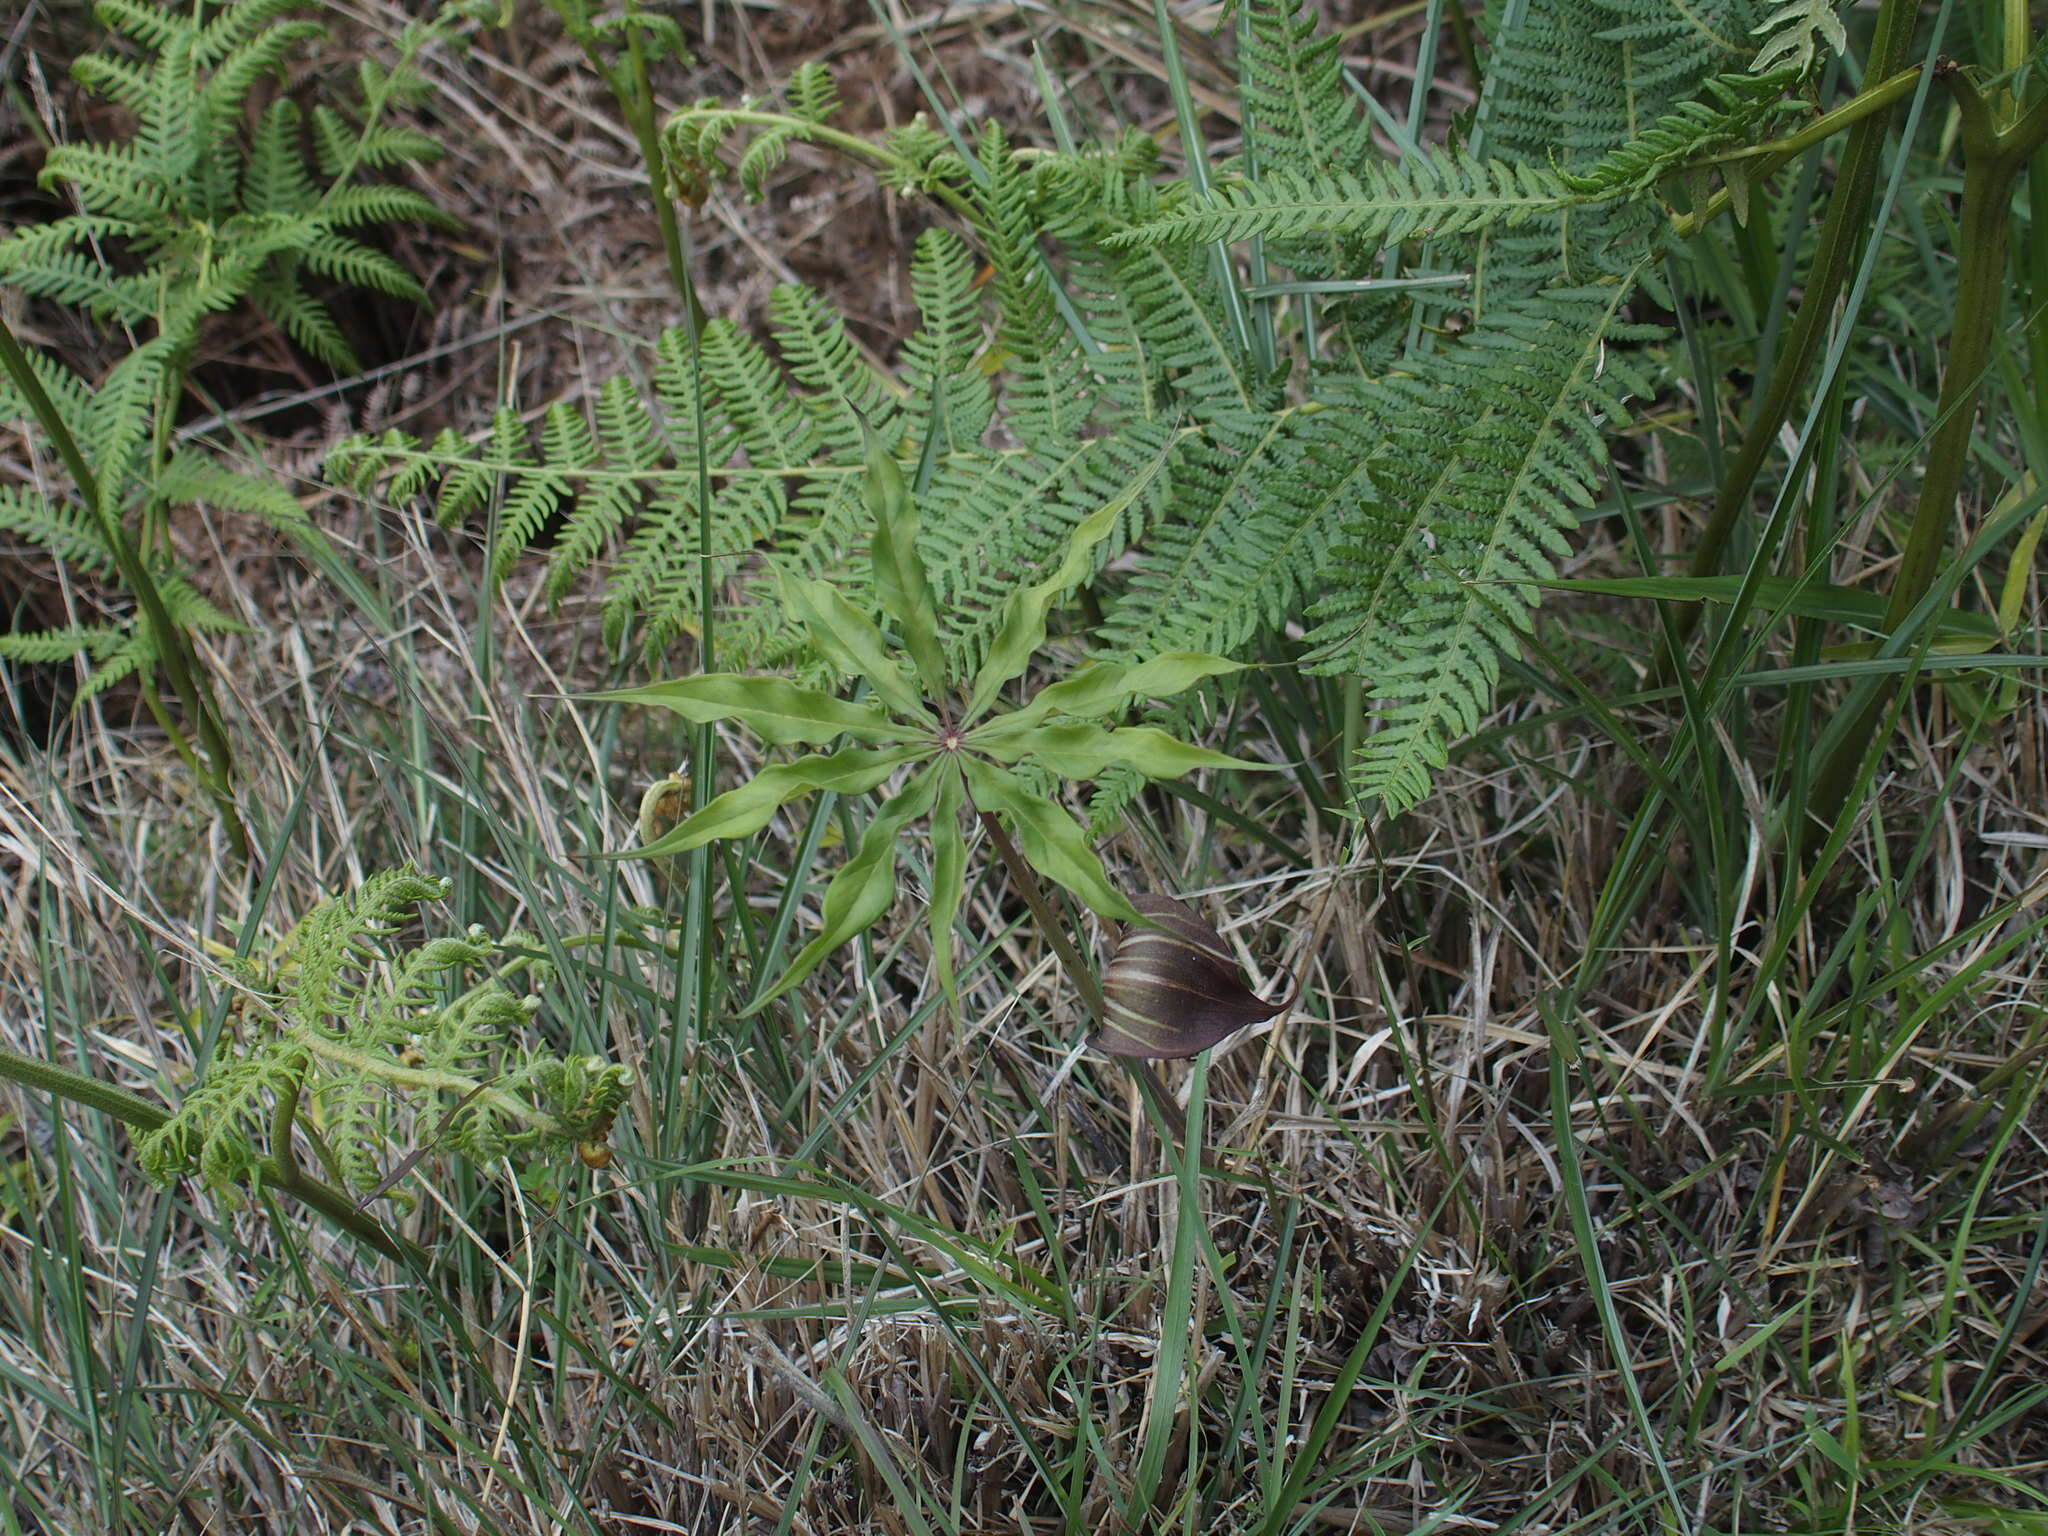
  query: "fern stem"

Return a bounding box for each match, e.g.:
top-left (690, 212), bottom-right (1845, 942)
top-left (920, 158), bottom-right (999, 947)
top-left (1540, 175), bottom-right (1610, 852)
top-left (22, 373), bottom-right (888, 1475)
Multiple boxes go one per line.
top-left (0, 1043), bottom-right (169, 1131)
top-left (270, 1073), bottom-right (304, 1186)
top-left (1670, 0), bottom-right (1921, 603)
top-left (0, 1042), bottom-right (416, 1267)
top-left (0, 313), bottom-right (249, 857)
top-left (1806, 68), bottom-right (2034, 840)
top-left (1672, 65), bottom-right (1927, 231)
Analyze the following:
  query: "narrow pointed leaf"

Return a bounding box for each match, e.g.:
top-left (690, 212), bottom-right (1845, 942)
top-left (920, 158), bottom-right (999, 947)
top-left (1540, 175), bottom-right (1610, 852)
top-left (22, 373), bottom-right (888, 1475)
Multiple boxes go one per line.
top-left (927, 760), bottom-right (967, 1006)
top-left (963, 439), bottom-right (1174, 723)
top-left (961, 756), bottom-right (1138, 923)
top-left (995, 653), bottom-right (1246, 732)
top-left (587, 674), bottom-right (912, 745)
top-left (862, 419), bottom-right (948, 698)
top-left (605, 744), bottom-right (926, 859)
top-left (1095, 894), bottom-right (1285, 1059)
top-left (971, 723), bottom-right (1271, 781)
top-left (746, 764), bottom-right (942, 1011)
top-left (784, 576), bottom-right (933, 722)
top-left (1542, 574), bottom-right (2001, 641)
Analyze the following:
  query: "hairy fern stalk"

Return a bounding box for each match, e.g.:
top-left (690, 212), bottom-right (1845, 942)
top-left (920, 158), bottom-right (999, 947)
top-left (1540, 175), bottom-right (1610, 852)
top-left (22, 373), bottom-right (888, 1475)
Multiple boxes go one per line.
top-left (0, 0), bottom-right (448, 698)
top-left (335, 0), bottom-right (1820, 814)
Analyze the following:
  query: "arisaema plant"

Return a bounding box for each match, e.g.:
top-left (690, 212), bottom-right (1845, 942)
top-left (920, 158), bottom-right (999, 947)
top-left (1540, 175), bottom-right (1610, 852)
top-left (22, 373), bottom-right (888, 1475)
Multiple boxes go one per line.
top-left (595, 425), bottom-right (1272, 1031)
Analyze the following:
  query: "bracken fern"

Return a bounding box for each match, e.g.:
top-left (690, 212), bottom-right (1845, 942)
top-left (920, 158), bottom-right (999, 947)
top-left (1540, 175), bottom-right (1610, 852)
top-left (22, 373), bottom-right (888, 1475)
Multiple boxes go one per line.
top-left (333, 0), bottom-right (1825, 813)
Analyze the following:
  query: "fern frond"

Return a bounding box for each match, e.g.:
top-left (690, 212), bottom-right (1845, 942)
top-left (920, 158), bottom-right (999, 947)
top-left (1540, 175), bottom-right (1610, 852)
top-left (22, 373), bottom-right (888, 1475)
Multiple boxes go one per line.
top-left (699, 318), bottom-right (823, 471)
top-left (1558, 68), bottom-right (1807, 198)
top-left (788, 61), bottom-right (839, 125)
top-left (193, 0), bottom-right (315, 65)
top-left (1749, 0), bottom-right (1848, 75)
top-left (136, 865), bottom-right (631, 1201)
top-left (918, 427), bottom-right (1175, 673)
top-left (153, 567), bottom-right (253, 636)
top-left (0, 347), bottom-right (98, 453)
top-left (1239, 0), bottom-right (1373, 181)
top-left (1042, 148), bottom-right (1267, 419)
top-left (974, 123), bottom-right (1090, 444)
top-left (1305, 282), bottom-right (1657, 812)
top-left (0, 487), bottom-right (112, 570)
top-left (493, 406), bottom-right (577, 581)
top-left (348, 124), bottom-right (444, 170)
top-left (900, 227), bottom-right (994, 451)
top-left (88, 338), bottom-right (178, 495)
top-left (0, 624), bottom-right (128, 665)
top-left (243, 99), bottom-right (318, 214)
top-left (71, 631), bottom-right (153, 701)
top-left (1107, 155), bottom-right (1578, 250)
top-left (296, 228), bottom-right (426, 301)
top-left (247, 271), bottom-right (359, 372)
top-left (157, 449), bottom-right (322, 550)
top-left (430, 427), bottom-right (497, 529)
top-left (605, 478), bottom-right (783, 657)
top-left (135, 20), bottom-right (202, 209)
top-left (288, 868), bottom-right (453, 1031)
top-left (37, 142), bottom-right (177, 223)
top-left (1102, 406), bottom-right (1375, 661)
top-left (67, 51), bottom-right (155, 110)
top-left (766, 283), bottom-right (896, 452)
top-left (544, 377), bottom-right (658, 603)
top-left (0, 246), bottom-right (158, 323)
top-left (204, 18), bottom-right (324, 112)
top-left (1585, 0), bottom-right (1760, 96)
top-left (89, 0), bottom-right (181, 52)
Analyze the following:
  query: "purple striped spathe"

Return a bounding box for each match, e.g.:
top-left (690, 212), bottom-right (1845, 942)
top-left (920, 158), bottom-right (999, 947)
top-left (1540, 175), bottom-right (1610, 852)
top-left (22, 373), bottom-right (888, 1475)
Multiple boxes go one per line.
top-left (1093, 893), bottom-right (1285, 1059)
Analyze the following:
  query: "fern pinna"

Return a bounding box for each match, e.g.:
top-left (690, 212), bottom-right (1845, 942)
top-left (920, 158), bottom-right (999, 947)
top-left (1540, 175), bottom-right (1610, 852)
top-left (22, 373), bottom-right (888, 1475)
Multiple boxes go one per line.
top-left (333, 0), bottom-right (1824, 813)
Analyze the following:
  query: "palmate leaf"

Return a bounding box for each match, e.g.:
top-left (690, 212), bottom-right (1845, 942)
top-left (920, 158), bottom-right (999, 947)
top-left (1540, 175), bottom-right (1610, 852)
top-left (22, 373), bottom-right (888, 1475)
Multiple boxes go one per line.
top-left (860, 420), bottom-right (947, 697)
top-left (619, 744), bottom-right (927, 859)
top-left (961, 757), bottom-right (1137, 924)
top-left (968, 723), bottom-right (1262, 781)
top-left (585, 674), bottom-right (915, 746)
top-left (747, 765), bottom-right (943, 1011)
top-left (965, 437), bottom-right (1175, 722)
top-left (783, 577), bottom-right (931, 722)
top-left (999, 654), bottom-right (1245, 730)
top-left (927, 763), bottom-right (968, 1005)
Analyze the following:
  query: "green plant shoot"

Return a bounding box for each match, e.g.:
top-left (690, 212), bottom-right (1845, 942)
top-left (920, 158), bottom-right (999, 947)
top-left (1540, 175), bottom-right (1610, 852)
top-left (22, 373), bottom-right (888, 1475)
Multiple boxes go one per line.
top-left (591, 440), bottom-right (1269, 1009)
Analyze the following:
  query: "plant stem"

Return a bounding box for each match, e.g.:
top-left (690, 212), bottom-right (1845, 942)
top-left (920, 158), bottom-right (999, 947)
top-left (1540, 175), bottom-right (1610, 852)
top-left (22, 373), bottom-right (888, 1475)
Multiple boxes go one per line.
top-left (1674, 0), bottom-right (1920, 601)
top-left (1806, 72), bottom-right (2033, 838)
top-left (0, 314), bottom-right (249, 856)
top-left (975, 810), bottom-right (1189, 1144)
top-left (1672, 66), bottom-right (1927, 237)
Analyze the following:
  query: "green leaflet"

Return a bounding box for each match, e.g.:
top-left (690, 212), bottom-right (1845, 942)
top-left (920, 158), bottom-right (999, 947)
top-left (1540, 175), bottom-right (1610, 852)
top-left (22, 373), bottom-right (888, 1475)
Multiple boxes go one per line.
top-left (588, 674), bottom-right (914, 745)
top-left (783, 576), bottom-right (934, 721)
top-left (961, 756), bottom-right (1138, 924)
top-left (927, 760), bottom-right (967, 1005)
top-left (861, 419), bottom-right (948, 698)
top-left (963, 436), bottom-right (1174, 723)
top-left (748, 763), bottom-right (943, 1011)
top-left (997, 653), bottom-right (1245, 731)
top-left (970, 723), bottom-right (1265, 781)
top-left (610, 744), bottom-right (927, 859)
